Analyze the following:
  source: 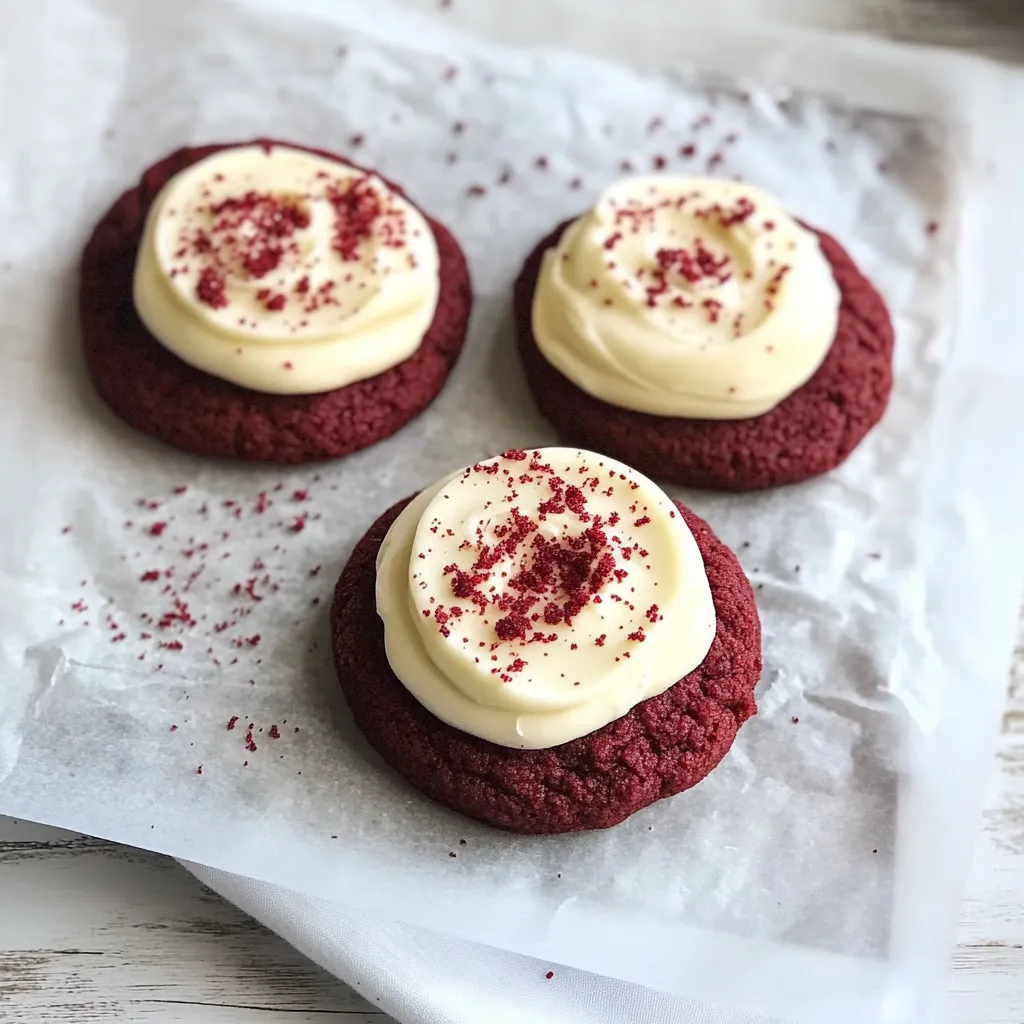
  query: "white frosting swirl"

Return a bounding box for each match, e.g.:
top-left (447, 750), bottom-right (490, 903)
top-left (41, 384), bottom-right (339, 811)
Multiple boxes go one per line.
top-left (133, 144), bottom-right (439, 395)
top-left (375, 448), bottom-right (716, 749)
top-left (531, 177), bottom-right (841, 419)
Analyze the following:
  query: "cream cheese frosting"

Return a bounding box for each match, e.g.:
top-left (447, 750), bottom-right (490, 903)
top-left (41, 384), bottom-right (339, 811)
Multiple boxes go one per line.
top-left (375, 447), bottom-right (716, 749)
top-left (133, 144), bottom-right (440, 395)
top-left (531, 176), bottom-right (841, 419)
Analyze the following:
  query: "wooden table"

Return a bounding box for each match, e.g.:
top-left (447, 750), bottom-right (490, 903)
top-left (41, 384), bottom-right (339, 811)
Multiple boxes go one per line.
top-left (2, 2), bottom-right (1022, 1022)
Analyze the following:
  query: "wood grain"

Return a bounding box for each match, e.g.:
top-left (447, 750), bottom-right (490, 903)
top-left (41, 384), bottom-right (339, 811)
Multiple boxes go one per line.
top-left (0, 823), bottom-right (384, 1023)
top-left (944, 610), bottom-right (1024, 1024)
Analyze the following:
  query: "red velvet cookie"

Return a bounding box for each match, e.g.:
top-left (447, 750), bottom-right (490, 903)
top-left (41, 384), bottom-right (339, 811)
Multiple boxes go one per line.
top-left (331, 497), bottom-right (761, 835)
top-left (80, 140), bottom-right (472, 463)
top-left (515, 221), bottom-right (893, 491)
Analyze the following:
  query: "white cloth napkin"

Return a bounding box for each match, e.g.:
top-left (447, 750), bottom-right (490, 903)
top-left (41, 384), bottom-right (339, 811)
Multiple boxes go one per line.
top-left (185, 860), bottom-right (783, 1024)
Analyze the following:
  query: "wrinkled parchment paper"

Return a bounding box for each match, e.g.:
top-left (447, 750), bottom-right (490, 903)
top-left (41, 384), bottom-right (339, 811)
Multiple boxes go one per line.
top-left (2, 1), bottom-right (1024, 1020)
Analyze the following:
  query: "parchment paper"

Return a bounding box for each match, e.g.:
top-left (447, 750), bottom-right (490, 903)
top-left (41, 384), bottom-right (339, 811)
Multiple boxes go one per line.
top-left (2, 1), bottom-right (1024, 1021)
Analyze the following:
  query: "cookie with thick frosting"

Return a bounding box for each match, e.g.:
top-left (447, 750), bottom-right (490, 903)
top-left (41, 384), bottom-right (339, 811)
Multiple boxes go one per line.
top-left (515, 177), bottom-right (893, 491)
top-left (331, 448), bottom-right (761, 834)
top-left (80, 139), bottom-right (471, 463)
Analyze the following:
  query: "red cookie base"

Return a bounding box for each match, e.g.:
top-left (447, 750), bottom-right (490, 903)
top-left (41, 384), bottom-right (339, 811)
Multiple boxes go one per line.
top-left (514, 221), bottom-right (894, 491)
top-left (80, 140), bottom-right (472, 463)
top-left (331, 497), bottom-right (762, 835)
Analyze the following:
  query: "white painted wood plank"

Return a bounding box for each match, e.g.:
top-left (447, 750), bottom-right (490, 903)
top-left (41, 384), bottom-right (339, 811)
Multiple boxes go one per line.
top-left (942, 618), bottom-right (1024, 1024)
top-left (0, 824), bottom-right (385, 1023)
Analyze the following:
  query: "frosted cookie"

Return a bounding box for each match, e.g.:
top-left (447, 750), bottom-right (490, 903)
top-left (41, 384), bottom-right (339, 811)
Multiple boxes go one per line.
top-left (331, 447), bottom-right (761, 834)
top-left (515, 178), bottom-right (893, 490)
top-left (81, 140), bottom-right (471, 462)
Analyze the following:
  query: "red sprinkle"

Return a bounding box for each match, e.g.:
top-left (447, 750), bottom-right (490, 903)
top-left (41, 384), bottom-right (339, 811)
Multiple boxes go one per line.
top-left (326, 176), bottom-right (404, 262)
top-left (195, 267), bottom-right (228, 309)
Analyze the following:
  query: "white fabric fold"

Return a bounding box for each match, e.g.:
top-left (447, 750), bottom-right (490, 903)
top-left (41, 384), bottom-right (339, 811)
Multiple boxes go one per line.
top-left (184, 860), bottom-right (786, 1024)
